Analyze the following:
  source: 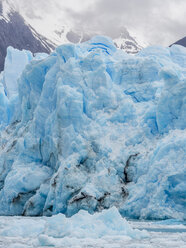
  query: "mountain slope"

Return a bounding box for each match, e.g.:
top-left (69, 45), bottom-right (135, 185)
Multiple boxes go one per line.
top-left (0, 0), bottom-right (148, 70)
top-left (113, 28), bottom-right (144, 54)
top-left (52, 27), bottom-right (145, 54)
top-left (8, 0), bottom-right (147, 54)
top-left (171, 36), bottom-right (186, 47)
top-left (28, 23), bottom-right (146, 55)
top-left (0, 0), bottom-right (54, 71)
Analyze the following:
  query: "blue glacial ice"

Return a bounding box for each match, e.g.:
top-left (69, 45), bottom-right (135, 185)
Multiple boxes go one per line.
top-left (0, 46), bottom-right (48, 128)
top-left (0, 207), bottom-right (148, 247)
top-left (0, 36), bottom-right (185, 220)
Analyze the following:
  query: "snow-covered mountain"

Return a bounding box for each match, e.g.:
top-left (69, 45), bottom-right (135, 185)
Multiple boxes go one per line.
top-left (6, 0), bottom-right (147, 52)
top-left (50, 26), bottom-right (145, 54)
top-left (0, 0), bottom-right (54, 71)
top-left (0, 0), bottom-right (148, 71)
top-left (25, 20), bottom-right (146, 55)
top-left (113, 28), bottom-right (146, 54)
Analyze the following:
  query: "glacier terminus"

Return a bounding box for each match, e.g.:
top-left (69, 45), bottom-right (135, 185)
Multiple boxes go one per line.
top-left (0, 36), bottom-right (185, 222)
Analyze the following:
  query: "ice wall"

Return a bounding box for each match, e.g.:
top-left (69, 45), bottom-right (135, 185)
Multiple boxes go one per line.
top-left (0, 37), bottom-right (185, 220)
top-left (0, 47), bottom-right (48, 128)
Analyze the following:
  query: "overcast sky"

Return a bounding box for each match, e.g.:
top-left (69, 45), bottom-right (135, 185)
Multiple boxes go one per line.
top-left (13, 0), bottom-right (186, 46)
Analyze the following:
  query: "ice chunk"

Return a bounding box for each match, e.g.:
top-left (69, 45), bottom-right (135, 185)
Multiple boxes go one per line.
top-left (0, 208), bottom-right (148, 239)
top-left (44, 207), bottom-right (148, 239)
top-left (3, 46), bottom-right (33, 98)
top-left (3, 47), bottom-right (48, 99)
top-left (0, 47), bottom-right (48, 128)
top-left (0, 218), bottom-right (45, 237)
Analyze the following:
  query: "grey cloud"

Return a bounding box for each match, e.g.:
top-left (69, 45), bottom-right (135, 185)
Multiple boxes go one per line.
top-left (66, 0), bottom-right (186, 45)
top-left (11, 0), bottom-right (186, 46)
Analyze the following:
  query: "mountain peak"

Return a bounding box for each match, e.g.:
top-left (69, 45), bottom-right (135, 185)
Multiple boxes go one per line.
top-left (171, 36), bottom-right (186, 48)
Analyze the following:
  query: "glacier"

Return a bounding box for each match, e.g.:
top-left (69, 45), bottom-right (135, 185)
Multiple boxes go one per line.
top-left (0, 36), bottom-right (185, 220)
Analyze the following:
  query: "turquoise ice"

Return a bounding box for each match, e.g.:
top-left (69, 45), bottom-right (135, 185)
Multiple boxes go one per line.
top-left (0, 36), bottom-right (185, 220)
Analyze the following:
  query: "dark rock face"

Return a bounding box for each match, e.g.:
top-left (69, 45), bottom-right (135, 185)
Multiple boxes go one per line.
top-left (0, 2), bottom-right (3, 14)
top-left (0, 8), bottom-right (54, 71)
top-left (170, 37), bottom-right (186, 48)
